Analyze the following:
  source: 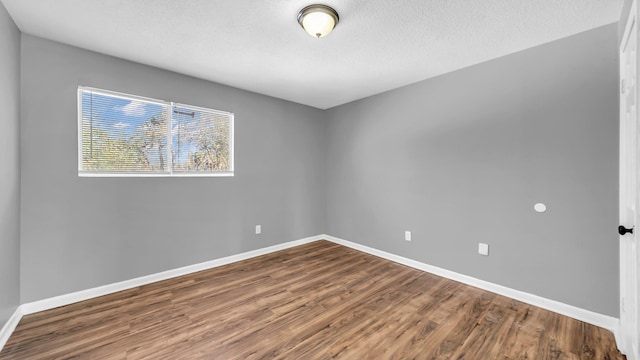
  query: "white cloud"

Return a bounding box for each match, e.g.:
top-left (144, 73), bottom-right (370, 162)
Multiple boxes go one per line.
top-left (113, 122), bottom-right (130, 129)
top-left (116, 101), bottom-right (147, 117)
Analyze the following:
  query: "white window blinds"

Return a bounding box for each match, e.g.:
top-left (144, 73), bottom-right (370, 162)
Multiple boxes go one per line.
top-left (78, 87), bottom-right (234, 177)
top-left (171, 104), bottom-right (232, 173)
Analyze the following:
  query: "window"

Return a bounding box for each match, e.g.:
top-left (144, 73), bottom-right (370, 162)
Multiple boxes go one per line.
top-left (78, 87), bottom-right (233, 177)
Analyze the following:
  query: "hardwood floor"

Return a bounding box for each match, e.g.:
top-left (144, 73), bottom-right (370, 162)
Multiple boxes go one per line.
top-left (0, 240), bottom-right (625, 359)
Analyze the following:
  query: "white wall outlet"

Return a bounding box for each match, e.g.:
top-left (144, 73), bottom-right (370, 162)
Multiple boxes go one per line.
top-left (478, 243), bottom-right (489, 256)
top-left (255, 225), bottom-right (261, 235)
top-left (405, 231), bottom-right (412, 241)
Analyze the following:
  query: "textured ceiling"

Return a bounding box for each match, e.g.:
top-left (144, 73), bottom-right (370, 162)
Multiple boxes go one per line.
top-left (1, 0), bottom-right (623, 109)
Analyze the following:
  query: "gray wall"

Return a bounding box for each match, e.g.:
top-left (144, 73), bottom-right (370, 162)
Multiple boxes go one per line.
top-left (0, 1), bottom-right (21, 327)
top-left (325, 24), bottom-right (619, 316)
top-left (20, 35), bottom-right (327, 303)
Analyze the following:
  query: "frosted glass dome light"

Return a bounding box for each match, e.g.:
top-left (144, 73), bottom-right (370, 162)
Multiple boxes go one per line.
top-left (297, 4), bottom-right (339, 38)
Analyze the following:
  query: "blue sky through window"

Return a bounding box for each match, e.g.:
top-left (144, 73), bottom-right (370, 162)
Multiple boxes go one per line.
top-left (81, 92), bottom-right (164, 140)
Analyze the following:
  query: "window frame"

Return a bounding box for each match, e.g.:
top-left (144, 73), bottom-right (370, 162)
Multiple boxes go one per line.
top-left (77, 86), bottom-right (234, 178)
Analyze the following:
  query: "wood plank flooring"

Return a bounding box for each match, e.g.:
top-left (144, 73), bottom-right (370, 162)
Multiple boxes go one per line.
top-left (0, 240), bottom-right (625, 359)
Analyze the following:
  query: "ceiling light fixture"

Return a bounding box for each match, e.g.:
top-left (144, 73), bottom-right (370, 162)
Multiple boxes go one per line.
top-left (297, 4), bottom-right (339, 38)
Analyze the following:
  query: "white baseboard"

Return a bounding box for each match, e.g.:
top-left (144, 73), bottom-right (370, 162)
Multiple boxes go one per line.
top-left (21, 235), bottom-right (323, 315)
top-left (0, 306), bottom-right (23, 352)
top-left (321, 234), bottom-right (620, 333)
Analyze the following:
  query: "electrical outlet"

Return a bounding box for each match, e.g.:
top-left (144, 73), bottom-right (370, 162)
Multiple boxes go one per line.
top-left (255, 225), bottom-right (261, 235)
top-left (478, 243), bottom-right (489, 256)
top-left (405, 231), bottom-right (412, 241)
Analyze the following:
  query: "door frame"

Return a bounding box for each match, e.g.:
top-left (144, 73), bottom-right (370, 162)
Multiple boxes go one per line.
top-left (620, 1), bottom-right (640, 358)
